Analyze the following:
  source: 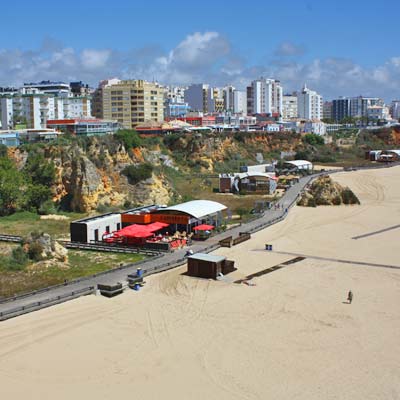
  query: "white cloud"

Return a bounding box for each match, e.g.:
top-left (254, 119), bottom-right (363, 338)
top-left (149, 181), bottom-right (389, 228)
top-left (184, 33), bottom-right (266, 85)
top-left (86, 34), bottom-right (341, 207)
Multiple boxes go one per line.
top-left (81, 49), bottom-right (111, 69)
top-left (0, 33), bottom-right (399, 100)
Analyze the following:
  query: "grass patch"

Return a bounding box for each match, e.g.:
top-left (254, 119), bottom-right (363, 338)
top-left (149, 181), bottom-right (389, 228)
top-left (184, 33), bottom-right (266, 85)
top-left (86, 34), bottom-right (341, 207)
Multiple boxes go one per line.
top-left (0, 211), bottom-right (86, 238)
top-left (0, 249), bottom-right (146, 298)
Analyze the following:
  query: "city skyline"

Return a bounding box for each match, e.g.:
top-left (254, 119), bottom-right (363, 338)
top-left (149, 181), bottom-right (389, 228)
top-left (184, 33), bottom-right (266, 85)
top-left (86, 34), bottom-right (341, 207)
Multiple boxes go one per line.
top-left (0, 0), bottom-right (399, 100)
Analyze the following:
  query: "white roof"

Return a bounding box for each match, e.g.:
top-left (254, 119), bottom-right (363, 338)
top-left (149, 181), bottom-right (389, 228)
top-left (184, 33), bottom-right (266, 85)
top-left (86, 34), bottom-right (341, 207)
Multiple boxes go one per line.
top-left (285, 160), bottom-right (312, 167)
top-left (237, 172), bottom-right (274, 179)
top-left (162, 200), bottom-right (227, 219)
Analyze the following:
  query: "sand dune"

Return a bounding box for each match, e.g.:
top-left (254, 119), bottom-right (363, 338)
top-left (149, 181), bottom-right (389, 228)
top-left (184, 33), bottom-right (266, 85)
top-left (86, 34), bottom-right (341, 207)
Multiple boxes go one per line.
top-left (0, 167), bottom-right (400, 399)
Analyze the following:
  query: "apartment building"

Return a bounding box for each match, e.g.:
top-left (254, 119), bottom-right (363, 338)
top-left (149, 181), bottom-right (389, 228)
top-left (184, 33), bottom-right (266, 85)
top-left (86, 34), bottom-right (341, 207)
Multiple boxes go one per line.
top-left (390, 100), bottom-right (400, 120)
top-left (185, 84), bottom-right (214, 113)
top-left (164, 85), bottom-right (189, 118)
top-left (282, 94), bottom-right (298, 119)
top-left (350, 96), bottom-right (384, 119)
top-left (246, 78), bottom-right (283, 116)
top-left (233, 90), bottom-right (247, 114)
top-left (297, 84), bottom-right (323, 120)
top-left (332, 98), bottom-right (351, 122)
top-left (102, 80), bottom-right (165, 128)
top-left (0, 90), bottom-right (92, 130)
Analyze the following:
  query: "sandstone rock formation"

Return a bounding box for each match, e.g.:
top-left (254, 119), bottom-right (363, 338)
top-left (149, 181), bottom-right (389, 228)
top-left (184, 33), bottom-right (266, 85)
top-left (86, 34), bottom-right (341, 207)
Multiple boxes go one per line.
top-left (298, 175), bottom-right (360, 207)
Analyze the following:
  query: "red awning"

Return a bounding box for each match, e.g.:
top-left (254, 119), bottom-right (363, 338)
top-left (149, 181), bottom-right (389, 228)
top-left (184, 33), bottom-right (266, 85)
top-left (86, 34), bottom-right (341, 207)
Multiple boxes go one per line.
top-left (113, 222), bottom-right (169, 239)
top-left (193, 224), bottom-right (215, 231)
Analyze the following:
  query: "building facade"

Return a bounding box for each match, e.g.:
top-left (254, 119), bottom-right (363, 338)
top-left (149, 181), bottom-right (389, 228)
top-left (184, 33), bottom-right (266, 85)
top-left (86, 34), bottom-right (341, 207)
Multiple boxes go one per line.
top-left (390, 100), bottom-right (400, 120)
top-left (102, 80), bottom-right (165, 128)
top-left (350, 96), bottom-right (384, 119)
top-left (332, 98), bottom-right (351, 122)
top-left (185, 84), bottom-right (214, 113)
top-left (233, 90), bottom-right (247, 114)
top-left (247, 78), bottom-right (283, 116)
top-left (282, 94), bottom-right (298, 119)
top-left (297, 84), bottom-right (323, 120)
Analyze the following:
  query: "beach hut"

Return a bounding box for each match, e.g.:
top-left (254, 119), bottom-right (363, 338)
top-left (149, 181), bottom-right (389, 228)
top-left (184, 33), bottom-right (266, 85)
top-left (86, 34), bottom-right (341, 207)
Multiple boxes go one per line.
top-left (187, 253), bottom-right (235, 279)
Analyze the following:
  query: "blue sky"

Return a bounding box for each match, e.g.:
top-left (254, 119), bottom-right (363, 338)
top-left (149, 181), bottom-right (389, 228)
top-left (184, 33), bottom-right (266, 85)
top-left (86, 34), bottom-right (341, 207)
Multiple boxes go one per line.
top-left (0, 0), bottom-right (399, 99)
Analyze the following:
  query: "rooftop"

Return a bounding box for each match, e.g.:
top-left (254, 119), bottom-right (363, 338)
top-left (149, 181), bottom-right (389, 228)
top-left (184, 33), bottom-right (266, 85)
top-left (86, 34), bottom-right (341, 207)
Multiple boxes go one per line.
top-left (188, 253), bottom-right (226, 263)
top-left (161, 200), bottom-right (227, 219)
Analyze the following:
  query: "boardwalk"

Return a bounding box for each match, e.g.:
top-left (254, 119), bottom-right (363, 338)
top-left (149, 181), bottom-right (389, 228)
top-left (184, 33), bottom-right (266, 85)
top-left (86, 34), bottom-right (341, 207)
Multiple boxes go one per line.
top-left (0, 173), bottom-right (317, 320)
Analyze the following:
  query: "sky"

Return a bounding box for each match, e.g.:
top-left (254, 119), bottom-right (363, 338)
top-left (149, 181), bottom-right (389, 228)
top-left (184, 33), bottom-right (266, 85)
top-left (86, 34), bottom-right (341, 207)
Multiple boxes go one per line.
top-left (0, 0), bottom-right (399, 100)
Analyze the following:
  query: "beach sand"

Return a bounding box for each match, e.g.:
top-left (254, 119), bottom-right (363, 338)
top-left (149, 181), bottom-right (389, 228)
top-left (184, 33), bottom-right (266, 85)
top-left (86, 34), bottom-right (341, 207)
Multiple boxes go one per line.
top-left (1, 167), bottom-right (400, 399)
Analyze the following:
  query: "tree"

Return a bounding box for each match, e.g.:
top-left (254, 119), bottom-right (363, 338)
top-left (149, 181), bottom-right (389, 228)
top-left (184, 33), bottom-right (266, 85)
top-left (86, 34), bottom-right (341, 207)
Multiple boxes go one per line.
top-left (0, 158), bottom-right (25, 216)
top-left (0, 144), bottom-right (8, 158)
top-left (303, 134), bottom-right (324, 146)
top-left (122, 163), bottom-right (153, 185)
top-left (23, 153), bottom-right (56, 187)
top-left (25, 184), bottom-right (52, 212)
top-left (115, 129), bottom-right (142, 150)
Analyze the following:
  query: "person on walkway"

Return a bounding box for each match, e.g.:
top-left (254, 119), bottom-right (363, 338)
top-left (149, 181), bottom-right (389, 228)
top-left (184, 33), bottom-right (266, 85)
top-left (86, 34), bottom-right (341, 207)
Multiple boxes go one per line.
top-left (347, 290), bottom-right (353, 304)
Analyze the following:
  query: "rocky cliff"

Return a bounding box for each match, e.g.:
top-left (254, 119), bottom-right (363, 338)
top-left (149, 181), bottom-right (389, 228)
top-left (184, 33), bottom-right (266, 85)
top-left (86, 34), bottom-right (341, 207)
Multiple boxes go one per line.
top-left (12, 137), bottom-right (175, 213)
top-left (298, 175), bottom-right (360, 207)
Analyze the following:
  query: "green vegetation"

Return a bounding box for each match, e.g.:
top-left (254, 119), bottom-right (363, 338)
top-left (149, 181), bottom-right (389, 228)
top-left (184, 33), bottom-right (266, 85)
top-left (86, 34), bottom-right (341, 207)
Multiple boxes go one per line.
top-left (0, 150), bottom-right (56, 216)
top-left (122, 163), bottom-right (153, 184)
top-left (114, 129), bottom-right (142, 151)
top-left (0, 211), bottom-right (85, 238)
top-left (303, 133), bottom-right (325, 146)
top-left (0, 249), bottom-right (146, 298)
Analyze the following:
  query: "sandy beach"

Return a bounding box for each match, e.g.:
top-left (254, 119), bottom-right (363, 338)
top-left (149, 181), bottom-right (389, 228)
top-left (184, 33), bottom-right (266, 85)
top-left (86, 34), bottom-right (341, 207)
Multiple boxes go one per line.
top-left (1, 166), bottom-right (400, 399)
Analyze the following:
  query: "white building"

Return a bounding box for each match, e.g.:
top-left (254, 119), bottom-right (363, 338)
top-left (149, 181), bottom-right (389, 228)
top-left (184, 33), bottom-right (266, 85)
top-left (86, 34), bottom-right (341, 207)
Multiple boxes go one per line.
top-left (282, 94), bottom-right (298, 119)
top-left (1, 92), bottom-right (91, 130)
top-left (297, 84), bottom-right (323, 120)
top-left (22, 81), bottom-right (70, 97)
top-left (367, 105), bottom-right (390, 121)
top-left (248, 78), bottom-right (283, 115)
top-left (185, 84), bottom-right (214, 113)
top-left (304, 120), bottom-right (327, 135)
top-left (233, 90), bottom-right (247, 114)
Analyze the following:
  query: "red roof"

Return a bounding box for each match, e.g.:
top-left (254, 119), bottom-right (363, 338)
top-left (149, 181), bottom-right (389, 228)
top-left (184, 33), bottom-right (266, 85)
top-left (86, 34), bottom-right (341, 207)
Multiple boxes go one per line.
top-left (114, 222), bottom-right (169, 239)
top-left (193, 224), bottom-right (215, 231)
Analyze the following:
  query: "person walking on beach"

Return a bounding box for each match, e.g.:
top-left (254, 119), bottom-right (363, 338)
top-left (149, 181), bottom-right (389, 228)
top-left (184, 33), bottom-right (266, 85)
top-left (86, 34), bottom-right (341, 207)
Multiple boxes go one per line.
top-left (347, 290), bottom-right (353, 304)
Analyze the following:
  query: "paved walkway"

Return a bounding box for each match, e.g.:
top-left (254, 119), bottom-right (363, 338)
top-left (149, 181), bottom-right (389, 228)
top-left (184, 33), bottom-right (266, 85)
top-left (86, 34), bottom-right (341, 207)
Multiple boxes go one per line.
top-left (0, 174), bottom-right (315, 320)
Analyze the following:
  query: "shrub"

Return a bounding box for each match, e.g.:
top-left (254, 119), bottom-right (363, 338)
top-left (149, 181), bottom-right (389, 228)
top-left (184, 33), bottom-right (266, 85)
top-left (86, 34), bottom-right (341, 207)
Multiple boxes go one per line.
top-left (10, 246), bottom-right (28, 268)
top-left (27, 242), bottom-right (44, 262)
top-left (341, 188), bottom-right (360, 205)
top-left (122, 163), bottom-right (154, 185)
top-left (303, 134), bottom-right (324, 146)
top-left (114, 129), bottom-right (142, 150)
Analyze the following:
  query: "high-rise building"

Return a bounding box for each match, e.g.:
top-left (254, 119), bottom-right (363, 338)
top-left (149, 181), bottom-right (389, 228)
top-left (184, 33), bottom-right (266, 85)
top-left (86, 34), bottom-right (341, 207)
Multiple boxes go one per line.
top-left (390, 100), bottom-right (400, 120)
top-left (247, 78), bottom-right (283, 115)
top-left (323, 101), bottom-right (333, 120)
top-left (222, 86), bottom-right (235, 112)
top-left (185, 84), bottom-right (214, 113)
top-left (297, 84), bottom-right (323, 120)
top-left (164, 86), bottom-right (189, 118)
top-left (0, 91), bottom-right (91, 130)
top-left (282, 94), bottom-right (298, 119)
top-left (233, 90), bottom-right (247, 114)
top-left (102, 80), bottom-right (165, 128)
top-left (332, 98), bottom-right (351, 122)
top-left (92, 78), bottom-right (121, 119)
top-left (350, 96), bottom-right (383, 119)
